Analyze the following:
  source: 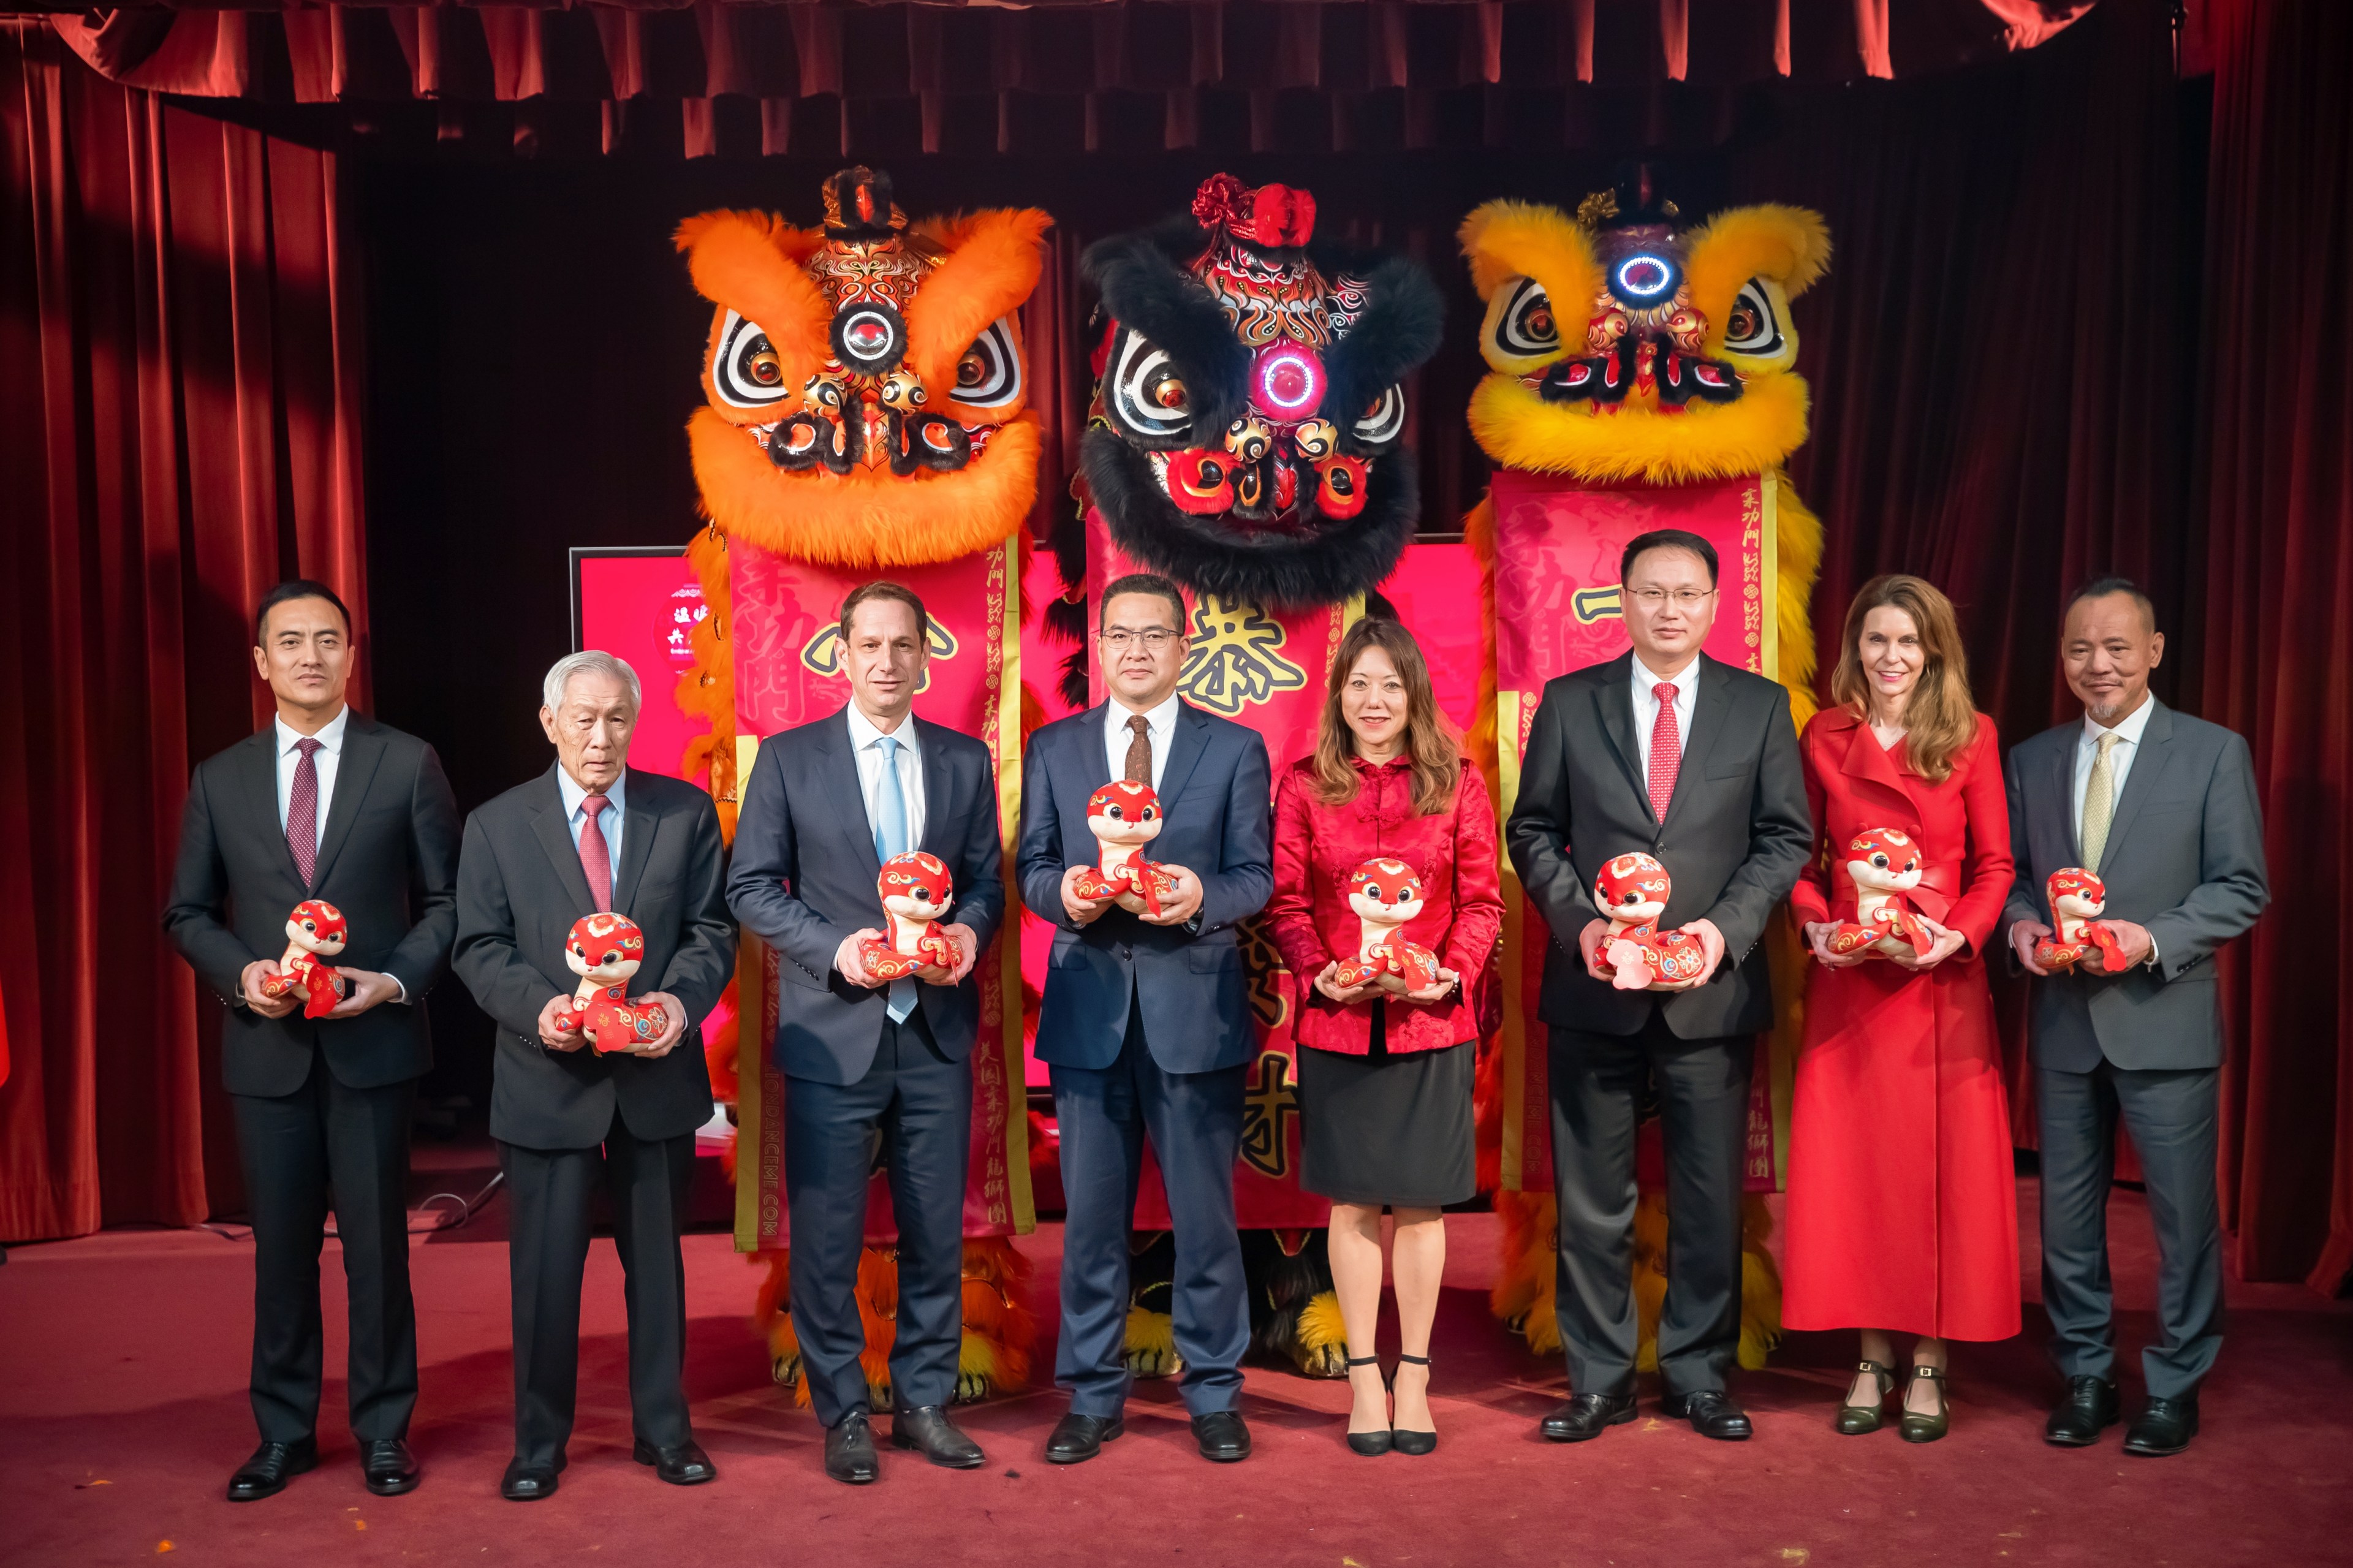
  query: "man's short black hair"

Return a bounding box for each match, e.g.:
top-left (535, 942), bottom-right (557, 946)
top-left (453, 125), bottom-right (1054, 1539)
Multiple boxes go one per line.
top-left (254, 580), bottom-right (352, 645)
top-left (2067, 575), bottom-right (2157, 632)
top-left (838, 580), bottom-right (930, 645)
top-left (1620, 529), bottom-right (1719, 588)
top-left (1100, 572), bottom-right (1189, 633)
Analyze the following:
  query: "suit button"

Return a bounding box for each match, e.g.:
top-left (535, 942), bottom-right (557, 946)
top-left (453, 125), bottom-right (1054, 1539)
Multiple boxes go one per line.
top-left (1119, 945), bottom-right (1132, 961)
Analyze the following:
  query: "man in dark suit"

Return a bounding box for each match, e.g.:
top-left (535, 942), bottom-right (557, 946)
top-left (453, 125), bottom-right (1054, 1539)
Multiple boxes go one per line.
top-left (1506, 529), bottom-right (1810, 1444)
top-left (2004, 577), bottom-right (2268, 1458)
top-left (164, 580), bottom-right (460, 1502)
top-left (452, 650), bottom-right (735, 1501)
top-left (726, 582), bottom-right (1005, 1486)
top-left (1018, 572), bottom-right (1274, 1468)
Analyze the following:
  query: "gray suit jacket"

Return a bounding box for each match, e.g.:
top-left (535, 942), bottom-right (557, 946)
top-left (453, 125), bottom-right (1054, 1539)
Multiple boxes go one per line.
top-left (164, 714), bottom-right (461, 1097)
top-left (2002, 700), bottom-right (2268, 1072)
top-left (1018, 700), bottom-right (1273, 1074)
top-left (453, 765), bottom-right (736, 1148)
top-left (1506, 653), bottom-right (1812, 1040)
top-left (724, 708), bottom-right (1005, 1088)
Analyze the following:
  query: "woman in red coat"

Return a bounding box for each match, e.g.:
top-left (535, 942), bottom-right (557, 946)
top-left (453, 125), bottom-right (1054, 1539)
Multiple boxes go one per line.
top-left (1265, 617), bottom-right (1502, 1459)
top-left (1784, 574), bottom-right (2020, 1442)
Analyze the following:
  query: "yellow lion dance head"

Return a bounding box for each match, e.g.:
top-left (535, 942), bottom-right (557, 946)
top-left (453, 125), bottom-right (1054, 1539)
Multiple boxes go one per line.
top-left (1460, 189), bottom-right (1830, 484)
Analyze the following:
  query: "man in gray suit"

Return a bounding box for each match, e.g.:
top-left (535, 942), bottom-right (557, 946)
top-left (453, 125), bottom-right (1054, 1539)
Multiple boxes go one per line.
top-left (726, 582), bottom-right (1004, 1486)
top-left (1018, 572), bottom-right (1273, 1467)
top-left (1506, 529), bottom-right (1811, 1444)
top-left (453, 651), bottom-right (735, 1501)
top-left (2004, 577), bottom-right (2268, 1458)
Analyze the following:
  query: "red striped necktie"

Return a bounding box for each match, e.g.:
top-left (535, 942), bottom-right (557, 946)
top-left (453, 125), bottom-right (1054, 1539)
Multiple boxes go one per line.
top-left (287, 737), bottom-right (323, 887)
top-left (1647, 683), bottom-right (1681, 822)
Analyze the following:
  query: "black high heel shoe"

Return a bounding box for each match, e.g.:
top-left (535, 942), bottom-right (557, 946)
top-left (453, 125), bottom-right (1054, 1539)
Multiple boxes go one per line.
top-left (1390, 1353), bottom-right (1436, 1456)
top-left (1343, 1355), bottom-right (1393, 1456)
top-left (1838, 1358), bottom-right (1896, 1435)
top-left (1900, 1365), bottom-right (1950, 1444)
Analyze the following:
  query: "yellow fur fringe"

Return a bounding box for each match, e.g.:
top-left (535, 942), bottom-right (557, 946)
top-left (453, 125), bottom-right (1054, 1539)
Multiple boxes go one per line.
top-left (1683, 204), bottom-right (1833, 335)
top-left (752, 1238), bottom-right (1039, 1410)
top-left (1468, 372), bottom-right (1811, 487)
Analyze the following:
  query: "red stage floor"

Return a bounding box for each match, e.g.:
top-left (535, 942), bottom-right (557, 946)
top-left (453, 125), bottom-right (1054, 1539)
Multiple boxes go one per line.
top-left (2, 1180), bottom-right (2347, 1567)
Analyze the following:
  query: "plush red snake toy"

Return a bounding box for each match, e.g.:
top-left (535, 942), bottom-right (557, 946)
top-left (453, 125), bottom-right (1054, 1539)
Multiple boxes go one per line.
top-left (1332, 857), bottom-right (1445, 993)
top-left (860, 850), bottom-right (961, 980)
top-left (258, 898), bottom-right (349, 1018)
top-left (1592, 852), bottom-right (1710, 990)
top-left (1824, 827), bottom-right (1937, 960)
top-left (561, 911), bottom-right (669, 1053)
top-left (1069, 781), bottom-right (1181, 918)
top-left (2034, 866), bottom-right (2126, 972)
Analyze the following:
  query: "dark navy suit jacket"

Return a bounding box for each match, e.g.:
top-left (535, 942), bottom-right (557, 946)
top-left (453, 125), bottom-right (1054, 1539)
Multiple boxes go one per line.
top-left (1018, 700), bottom-right (1273, 1074)
top-left (726, 706), bottom-right (1005, 1088)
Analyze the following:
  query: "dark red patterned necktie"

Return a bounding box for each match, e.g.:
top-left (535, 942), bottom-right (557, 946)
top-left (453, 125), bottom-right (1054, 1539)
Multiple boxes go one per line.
top-left (1647, 683), bottom-right (1681, 822)
top-left (579, 794), bottom-right (613, 912)
top-left (287, 737), bottom-right (322, 887)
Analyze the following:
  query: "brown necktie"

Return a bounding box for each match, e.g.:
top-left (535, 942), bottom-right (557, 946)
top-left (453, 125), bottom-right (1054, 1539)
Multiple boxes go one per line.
top-left (579, 793), bottom-right (613, 911)
top-left (1124, 713), bottom-right (1153, 784)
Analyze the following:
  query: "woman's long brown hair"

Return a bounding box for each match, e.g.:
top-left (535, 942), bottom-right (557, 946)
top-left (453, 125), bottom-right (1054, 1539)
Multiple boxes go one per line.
top-left (1311, 617), bottom-right (1461, 816)
top-left (1828, 574), bottom-right (1977, 784)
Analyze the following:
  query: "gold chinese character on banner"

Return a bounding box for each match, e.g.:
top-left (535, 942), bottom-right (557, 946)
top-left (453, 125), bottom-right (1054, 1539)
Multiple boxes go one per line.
top-left (1178, 596), bottom-right (1307, 716)
top-left (1238, 917), bottom-right (1292, 1031)
top-left (1240, 1050), bottom-right (1300, 1179)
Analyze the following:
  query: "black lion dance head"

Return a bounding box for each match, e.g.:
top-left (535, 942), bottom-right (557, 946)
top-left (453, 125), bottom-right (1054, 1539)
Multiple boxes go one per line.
top-left (1075, 173), bottom-right (1445, 611)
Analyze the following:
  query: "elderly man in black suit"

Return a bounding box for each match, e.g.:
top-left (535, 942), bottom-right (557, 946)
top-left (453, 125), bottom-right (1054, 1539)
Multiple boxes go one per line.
top-left (1506, 529), bottom-right (1811, 1444)
top-left (726, 581), bottom-right (1005, 1486)
top-left (453, 650), bottom-right (735, 1501)
top-left (2005, 578), bottom-right (2268, 1458)
top-left (165, 579), bottom-right (461, 1502)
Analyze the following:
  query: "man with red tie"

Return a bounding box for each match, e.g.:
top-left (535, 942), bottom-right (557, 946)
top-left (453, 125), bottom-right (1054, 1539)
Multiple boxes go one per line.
top-left (1504, 531), bottom-right (1811, 1444)
top-left (165, 580), bottom-right (461, 1501)
top-left (452, 651), bottom-right (735, 1501)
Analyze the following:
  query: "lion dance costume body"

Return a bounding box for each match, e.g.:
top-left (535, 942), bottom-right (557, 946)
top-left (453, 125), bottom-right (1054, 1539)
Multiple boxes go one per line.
top-left (1460, 178), bottom-right (1831, 1374)
top-left (675, 167), bottom-right (1050, 1411)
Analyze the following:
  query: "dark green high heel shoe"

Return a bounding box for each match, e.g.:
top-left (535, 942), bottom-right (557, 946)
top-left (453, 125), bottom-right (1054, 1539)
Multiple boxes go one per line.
top-left (1836, 1359), bottom-right (1896, 1435)
top-left (1390, 1353), bottom-right (1436, 1456)
top-left (1343, 1355), bottom-right (1393, 1456)
top-left (1899, 1365), bottom-right (1950, 1444)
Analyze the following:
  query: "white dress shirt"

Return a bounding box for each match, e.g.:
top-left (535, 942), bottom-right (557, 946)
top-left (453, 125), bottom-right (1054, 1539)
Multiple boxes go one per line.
top-left (2070, 694), bottom-right (2161, 966)
top-left (847, 703), bottom-right (925, 850)
top-left (1104, 694), bottom-right (1181, 791)
top-left (274, 705), bottom-right (349, 849)
top-left (1631, 655), bottom-right (1702, 779)
top-left (555, 764), bottom-right (627, 881)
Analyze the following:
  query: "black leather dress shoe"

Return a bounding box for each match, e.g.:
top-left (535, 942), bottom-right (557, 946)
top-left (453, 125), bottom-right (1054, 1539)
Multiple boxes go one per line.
top-left (359, 1438), bottom-right (420, 1496)
top-left (1044, 1412), bottom-right (1123, 1464)
top-left (1191, 1410), bottom-right (1251, 1463)
top-left (2123, 1395), bottom-right (2199, 1457)
top-left (824, 1414), bottom-right (880, 1485)
top-left (1540, 1392), bottom-right (1637, 1442)
top-left (632, 1437), bottom-right (716, 1485)
top-left (1661, 1390), bottom-right (1754, 1441)
top-left (892, 1406), bottom-right (985, 1469)
top-left (2044, 1376), bottom-right (2121, 1446)
top-left (227, 1437), bottom-right (317, 1502)
top-left (500, 1455), bottom-right (564, 1502)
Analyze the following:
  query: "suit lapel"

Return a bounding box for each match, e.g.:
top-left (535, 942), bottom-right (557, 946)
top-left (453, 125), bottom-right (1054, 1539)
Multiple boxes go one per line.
top-left (308, 715), bottom-right (383, 892)
top-left (531, 766), bottom-right (601, 916)
top-left (1593, 653), bottom-right (1646, 809)
top-left (1835, 708), bottom-right (1921, 828)
top-left (1155, 702), bottom-right (1211, 806)
top-left (820, 708), bottom-right (884, 875)
top-left (1661, 658), bottom-right (1731, 831)
top-left (2097, 700), bottom-right (2173, 871)
top-left (914, 717), bottom-right (956, 859)
top-left (239, 729), bottom-right (305, 888)
top-left (612, 768), bottom-right (659, 914)
top-left (2051, 728), bottom-right (2083, 864)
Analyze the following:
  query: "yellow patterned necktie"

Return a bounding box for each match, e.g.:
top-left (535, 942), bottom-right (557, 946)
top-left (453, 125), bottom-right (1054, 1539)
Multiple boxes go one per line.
top-left (2081, 731), bottom-right (2121, 870)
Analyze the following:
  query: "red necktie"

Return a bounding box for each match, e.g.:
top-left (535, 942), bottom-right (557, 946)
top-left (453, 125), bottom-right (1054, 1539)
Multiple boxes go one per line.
top-left (579, 794), bottom-right (613, 912)
top-left (1647, 683), bottom-right (1681, 822)
top-left (287, 737), bottom-right (322, 887)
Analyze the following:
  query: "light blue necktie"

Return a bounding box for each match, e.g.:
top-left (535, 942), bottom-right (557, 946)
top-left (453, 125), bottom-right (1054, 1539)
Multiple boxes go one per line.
top-left (873, 735), bottom-right (917, 1023)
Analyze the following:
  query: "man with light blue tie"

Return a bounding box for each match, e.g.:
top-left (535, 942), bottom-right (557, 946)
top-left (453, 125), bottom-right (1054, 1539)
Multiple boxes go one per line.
top-left (726, 582), bottom-right (1006, 1485)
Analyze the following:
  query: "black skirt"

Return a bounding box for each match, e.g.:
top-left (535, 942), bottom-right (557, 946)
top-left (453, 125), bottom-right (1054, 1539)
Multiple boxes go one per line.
top-left (1297, 1008), bottom-right (1476, 1209)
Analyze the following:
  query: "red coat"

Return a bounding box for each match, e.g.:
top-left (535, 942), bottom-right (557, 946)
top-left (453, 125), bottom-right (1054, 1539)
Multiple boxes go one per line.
top-left (1265, 754), bottom-right (1504, 1056)
top-left (1782, 708), bottom-right (2021, 1341)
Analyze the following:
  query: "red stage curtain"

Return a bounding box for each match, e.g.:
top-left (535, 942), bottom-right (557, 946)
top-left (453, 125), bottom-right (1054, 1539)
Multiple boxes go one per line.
top-left (2191, 0), bottom-right (2353, 1294)
top-left (0, 23), bottom-right (371, 1241)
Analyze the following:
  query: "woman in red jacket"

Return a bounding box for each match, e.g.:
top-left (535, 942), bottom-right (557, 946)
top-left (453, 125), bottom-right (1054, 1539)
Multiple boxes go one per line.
top-left (1266, 617), bottom-right (1502, 1459)
top-left (1784, 574), bottom-right (2020, 1442)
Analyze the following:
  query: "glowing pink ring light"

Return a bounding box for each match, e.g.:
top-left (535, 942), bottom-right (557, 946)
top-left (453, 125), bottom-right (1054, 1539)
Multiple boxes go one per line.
top-left (1249, 343), bottom-right (1326, 420)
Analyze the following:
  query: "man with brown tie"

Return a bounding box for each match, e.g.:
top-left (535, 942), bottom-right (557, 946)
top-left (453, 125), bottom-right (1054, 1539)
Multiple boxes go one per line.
top-left (165, 580), bottom-right (461, 1501)
top-left (453, 651), bottom-right (735, 1500)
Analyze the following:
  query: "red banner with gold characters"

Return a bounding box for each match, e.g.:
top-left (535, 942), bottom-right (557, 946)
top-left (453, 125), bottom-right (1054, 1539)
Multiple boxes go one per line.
top-left (729, 536), bottom-right (1032, 1250)
top-left (1084, 509), bottom-right (1347, 1229)
top-left (1488, 469), bottom-right (1783, 1196)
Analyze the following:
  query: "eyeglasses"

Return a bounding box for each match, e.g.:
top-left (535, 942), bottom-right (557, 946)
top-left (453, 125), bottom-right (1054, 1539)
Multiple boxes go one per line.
top-left (1625, 588), bottom-right (1718, 610)
top-left (1099, 628), bottom-right (1183, 651)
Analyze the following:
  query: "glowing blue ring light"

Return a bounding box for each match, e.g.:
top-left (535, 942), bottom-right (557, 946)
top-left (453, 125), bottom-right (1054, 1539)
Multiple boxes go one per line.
top-left (1610, 252), bottom-right (1680, 304)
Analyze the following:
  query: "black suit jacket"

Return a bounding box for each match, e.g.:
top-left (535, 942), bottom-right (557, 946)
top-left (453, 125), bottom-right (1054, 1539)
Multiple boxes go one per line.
top-left (1506, 653), bottom-right (1812, 1039)
top-left (725, 707), bottom-right (1006, 1088)
top-left (164, 713), bottom-right (461, 1097)
top-left (452, 765), bottom-right (736, 1149)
